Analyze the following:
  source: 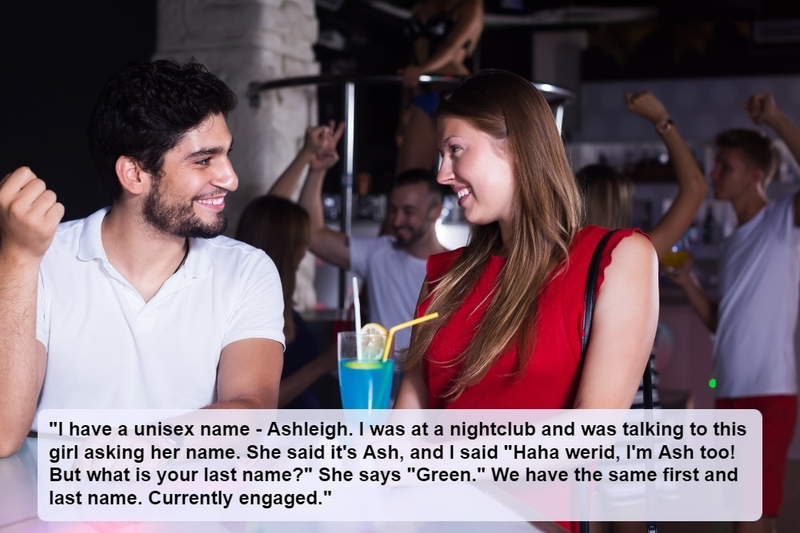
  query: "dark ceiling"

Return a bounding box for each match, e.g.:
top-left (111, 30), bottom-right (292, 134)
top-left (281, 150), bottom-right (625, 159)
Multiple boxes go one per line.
top-left (314, 0), bottom-right (800, 81)
top-left (312, 0), bottom-right (800, 184)
top-left (373, 0), bottom-right (800, 21)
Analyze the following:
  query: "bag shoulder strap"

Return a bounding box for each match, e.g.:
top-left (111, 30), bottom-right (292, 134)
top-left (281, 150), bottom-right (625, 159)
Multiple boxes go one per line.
top-left (581, 229), bottom-right (619, 361)
top-left (578, 228), bottom-right (658, 533)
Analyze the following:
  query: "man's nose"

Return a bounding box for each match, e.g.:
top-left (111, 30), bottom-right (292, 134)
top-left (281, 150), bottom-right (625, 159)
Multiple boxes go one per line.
top-left (213, 160), bottom-right (238, 192)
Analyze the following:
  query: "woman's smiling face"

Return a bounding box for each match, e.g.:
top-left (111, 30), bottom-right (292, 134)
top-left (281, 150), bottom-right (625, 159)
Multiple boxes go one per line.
top-left (436, 115), bottom-right (515, 239)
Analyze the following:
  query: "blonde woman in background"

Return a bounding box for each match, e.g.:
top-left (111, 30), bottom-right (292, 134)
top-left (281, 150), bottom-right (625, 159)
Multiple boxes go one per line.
top-left (578, 91), bottom-right (709, 260)
top-left (577, 91), bottom-right (708, 533)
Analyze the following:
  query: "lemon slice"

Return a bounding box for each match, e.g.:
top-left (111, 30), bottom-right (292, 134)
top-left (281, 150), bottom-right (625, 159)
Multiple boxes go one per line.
top-left (361, 323), bottom-right (387, 336)
top-left (359, 323), bottom-right (387, 360)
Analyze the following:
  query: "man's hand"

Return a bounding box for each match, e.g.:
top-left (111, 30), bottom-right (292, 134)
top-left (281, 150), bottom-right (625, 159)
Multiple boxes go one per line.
top-left (308, 121), bottom-right (345, 172)
top-left (743, 92), bottom-right (783, 127)
top-left (624, 91), bottom-right (670, 125)
top-left (0, 167), bottom-right (63, 260)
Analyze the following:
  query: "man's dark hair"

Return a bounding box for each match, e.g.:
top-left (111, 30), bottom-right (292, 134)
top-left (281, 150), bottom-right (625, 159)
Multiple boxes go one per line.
top-left (714, 128), bottom-right (780, 188)
top-left (87, 58), bottom-right (237, 200)
top-left (392, 168), bottom-right (447, 206)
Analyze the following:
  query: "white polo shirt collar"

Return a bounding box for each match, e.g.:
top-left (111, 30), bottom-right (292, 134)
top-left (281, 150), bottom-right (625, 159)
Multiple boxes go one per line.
top-left (76, 207), bottom-right (213, 280)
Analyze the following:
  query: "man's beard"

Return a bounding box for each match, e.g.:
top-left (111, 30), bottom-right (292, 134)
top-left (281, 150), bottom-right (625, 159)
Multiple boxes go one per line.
top-left (392, 224), bottom-right (424, 249)
top-left (142, 179), bottom-right (227, 239)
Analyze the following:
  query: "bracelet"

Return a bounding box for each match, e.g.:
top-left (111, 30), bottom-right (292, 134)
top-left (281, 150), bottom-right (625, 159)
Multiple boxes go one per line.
top-left (655, 117), bottom-right (674, 136)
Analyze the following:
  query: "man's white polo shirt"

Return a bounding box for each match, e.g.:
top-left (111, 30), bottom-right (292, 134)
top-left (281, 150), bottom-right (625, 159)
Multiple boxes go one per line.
top-left (33, 208), bottom-right (284, 429)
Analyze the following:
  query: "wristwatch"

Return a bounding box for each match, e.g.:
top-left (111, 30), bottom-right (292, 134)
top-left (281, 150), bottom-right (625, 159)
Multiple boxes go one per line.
top-left (655, 117), bottom-right (674, 136)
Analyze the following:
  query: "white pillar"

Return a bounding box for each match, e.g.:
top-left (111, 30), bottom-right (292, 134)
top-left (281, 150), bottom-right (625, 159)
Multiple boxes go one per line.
top-left (155, 0), bottom-right (320, 309)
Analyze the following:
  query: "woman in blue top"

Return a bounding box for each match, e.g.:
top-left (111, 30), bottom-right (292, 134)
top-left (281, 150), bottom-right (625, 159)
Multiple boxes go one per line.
top-left (396, 0), bottom-right (483, 175)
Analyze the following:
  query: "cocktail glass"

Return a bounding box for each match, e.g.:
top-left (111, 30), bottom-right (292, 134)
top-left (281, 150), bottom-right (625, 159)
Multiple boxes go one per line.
top-left (661, 234), bottom-right (692, 269)
top-left (337, 331), bottom-right (393, 410)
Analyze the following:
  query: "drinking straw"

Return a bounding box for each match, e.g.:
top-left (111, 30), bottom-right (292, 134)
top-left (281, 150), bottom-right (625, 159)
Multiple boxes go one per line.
top-left (381, 312), bottom-right (439, 363)
top-left (352, 277), bottom-right (363, 361)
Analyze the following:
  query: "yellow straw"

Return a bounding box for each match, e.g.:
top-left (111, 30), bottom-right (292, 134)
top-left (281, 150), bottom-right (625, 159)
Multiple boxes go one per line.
top-left (381, 312), bottom-right (439, 362)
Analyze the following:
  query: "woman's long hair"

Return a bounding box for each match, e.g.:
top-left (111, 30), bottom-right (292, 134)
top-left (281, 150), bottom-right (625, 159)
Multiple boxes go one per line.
top-left (576, 164), bottom-right (634, 230)
top-left (405, 69), bottom-right (583, 400)
top-left (235, 196), bottom-right (311, 344)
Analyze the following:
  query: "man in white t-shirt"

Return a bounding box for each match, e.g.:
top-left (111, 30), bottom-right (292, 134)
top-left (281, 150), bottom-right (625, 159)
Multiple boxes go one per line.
top-left (671, 94), bottom-right (800, 533)
top-left (269, 131), bottom-right (448, 352)
top-left (0, 59), bottom-right (285, 458)
top-left (311, 169), bottom-right (448, 351)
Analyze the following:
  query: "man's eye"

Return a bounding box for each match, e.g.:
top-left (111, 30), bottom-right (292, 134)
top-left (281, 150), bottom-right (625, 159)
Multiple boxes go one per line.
top-left (196, 158), bottom-right (211, 165)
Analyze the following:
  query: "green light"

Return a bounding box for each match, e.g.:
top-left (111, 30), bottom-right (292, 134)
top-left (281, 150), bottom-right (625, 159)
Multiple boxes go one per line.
top-left (708, 378), bottom-right (717, 389)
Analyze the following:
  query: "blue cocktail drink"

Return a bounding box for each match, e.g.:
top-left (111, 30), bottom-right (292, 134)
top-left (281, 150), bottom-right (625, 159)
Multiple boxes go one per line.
top-left (339, 359), bottom-right (395, 409)
top-left (337, 331), bottom-right (393, 410)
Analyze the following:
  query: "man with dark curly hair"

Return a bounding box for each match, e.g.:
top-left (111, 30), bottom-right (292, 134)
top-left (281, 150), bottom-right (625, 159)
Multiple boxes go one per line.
top-left (0, 59), bottom-right (285, 458)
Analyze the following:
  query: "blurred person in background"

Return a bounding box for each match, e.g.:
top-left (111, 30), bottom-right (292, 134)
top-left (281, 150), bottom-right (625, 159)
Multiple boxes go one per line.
top-left (669, 93), bottom-right (800, 533)
top-left (578, 90), bottom-right (708, 409)
top-left (236, 196), bottom-right (338, 408)
top-left (395, 0), bottom-right (483, 175)
top-left (578, 91), bottom-right (709, 533)
top-left (270, 123), bottom-right (448, 353)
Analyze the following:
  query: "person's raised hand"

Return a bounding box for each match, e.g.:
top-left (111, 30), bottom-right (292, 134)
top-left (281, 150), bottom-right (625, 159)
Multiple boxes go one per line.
top-left (743, 93), bottom-right (782, 127)
top-left (625, 91), bottom-right (670, 125)
top-left (303, 122), bottom-right (334, 157)
top-left (309, 121), bottom-right (345, 172)
top-left (624, 91), bottom-right (670, 125)
top-left (0, 167), bottom-right (63, 261)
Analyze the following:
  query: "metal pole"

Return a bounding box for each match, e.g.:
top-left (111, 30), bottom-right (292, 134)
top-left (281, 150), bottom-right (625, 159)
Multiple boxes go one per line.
top-left (339, 81), bottom-right (356, 308)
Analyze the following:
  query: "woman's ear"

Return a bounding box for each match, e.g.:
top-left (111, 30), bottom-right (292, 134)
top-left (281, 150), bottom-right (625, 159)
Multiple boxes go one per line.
top-left (114, 155), bottom-right (150, 197)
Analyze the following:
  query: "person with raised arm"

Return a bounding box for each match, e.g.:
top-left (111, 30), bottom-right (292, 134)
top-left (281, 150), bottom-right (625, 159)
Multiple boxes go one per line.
top-left (580, 90), bottom-right (709, 257)
top-left (0, 59), bottom-right (285, 458)
top-left (269, 123), bottom-right (448, 352)
top-left (577, 91), bottom-right (709, 407)
top-left (577, 91), bottom-right (709, 533)
top-left (669, 93), bottom-right (799, 533)
top-left (395, 0), bottom-right (483, 175)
